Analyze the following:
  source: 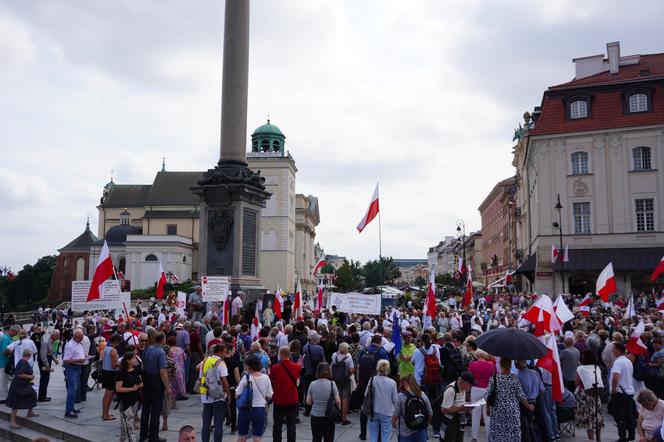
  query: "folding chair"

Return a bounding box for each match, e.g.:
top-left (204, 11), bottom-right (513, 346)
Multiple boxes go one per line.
top-left (557, 406), bottom-right (576, 437)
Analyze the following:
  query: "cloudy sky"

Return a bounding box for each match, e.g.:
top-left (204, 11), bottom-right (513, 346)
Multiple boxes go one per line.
top-left (2, 0), bottom-right (663, 272)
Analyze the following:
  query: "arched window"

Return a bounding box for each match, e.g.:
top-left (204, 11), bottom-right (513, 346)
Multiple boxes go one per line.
top-left (571, 151), bottom-right (589, 175)
top-left (145, 254), bottom-right (158, 262)
top-left (570, 100), bottom-right (588, 119)
top-left (272, 140), bottom-right (280, 152)
top-left (75, 257), bottom-right (85, 281)
top-left (252, 140), bottom-right (258, 151)
top-left (632, 146), bottom-right (652, 171)
top-left (629, 93), bottom-right (648, 113)
top-left (119, 257), bottom-right (126, 273)
top-left (261, 139), bottom-right (270, 152)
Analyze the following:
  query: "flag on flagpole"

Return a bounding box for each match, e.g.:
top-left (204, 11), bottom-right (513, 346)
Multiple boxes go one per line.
top-left (423, 270), bottom-right (436, 319)
top-left (294, 278), bottom-right (303, 321)
top-left (156, 263), bottom-right (167, 299)
top-left (626, 320), bottom-right (648, 355)
top-left (553, 295), bottom-right (574, 326)
top-left (313, 259), bottom-right (327, 277)
top-left (536, 334), bottom-right (564, 402)
top-left (596, 262), bottom-right (617, 302)
top-left (87, 240), bottom-right (114, 302)
top-left (656, 295), bottom-right (664, 311)
top-left (563, 244), bottom-right (569, 263)
top-left (463, 266), bottom-right (474, 307)
top-left (652, 256), bottom-right (664, 281)
top-left (578, 293), bottom-right (593, 316)
top-left (251, 302), bottom-right (261, 340)
top-left (315, 284), bottom-right (324, 315)
top-left (357, 183), bottom-right (380, 233)
top-left (274, 286), bottom-right (284, 320)
top-left (392, 310), bottom-right (402, 356)
top-left (523, 294), bottom-right (562, 336)
top-left (626, 294), bottom-right (637, 318)
top-left (550, 244), bottom-right (559, 264)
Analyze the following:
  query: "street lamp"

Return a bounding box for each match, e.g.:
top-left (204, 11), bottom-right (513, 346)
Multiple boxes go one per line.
top-left (456, 219), bottom-right (466, 280)
top-left (552, 194), bottom-right (566, 293)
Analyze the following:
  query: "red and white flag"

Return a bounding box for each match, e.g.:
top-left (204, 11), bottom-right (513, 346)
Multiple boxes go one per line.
top-left (251, 302), bottom-right (261, 340)
top-left (463, 266), bottom-right (474, 308)
top-left (523, 294), bottom-right (562, 336)
top-left (156, 263), bottom-right (167, 299)
top-left (652, 256), bottom-right (664, 281)
top-left (537, 334), bottom-right (564, 402)
top-left (550, 244), bottom-right (559, 264)
top-left (579, 293), bottom-right (592, 316)
top-left (356, 183), bottom-right (380, 233)
top-left (168, 272), bottom-right (180, 283)
top-left (563, 244), bottom-right (570, 263)
top-left (596, 262), bottom-right (617, 302)
top-left (553, 295), bottom-right (574, 327)
top-left (273, 286), bottom-right (284, 320)
top-left (423, 271), bottom-right (436, 319)
top-left (294, 278), bottom-right (303, 321)
top-left (625, 294), bottom-right (637, 318)
top-left (87, 241), bottom-right (115, 302)
top-left (313, 259), bottom-right (327, 277)
top-left (626, 320), bottom-right (648, 356)
top-left (315, 284), bottom-right (324, 315)
top-left (656, 296), bottom-right (664, 311)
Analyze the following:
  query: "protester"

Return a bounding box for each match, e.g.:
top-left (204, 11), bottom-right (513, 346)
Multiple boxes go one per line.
top-left (330, 341), bottom-right (354, 425)
top-left (560, 335), bottom-right (581, 392)
top-left (37, 328), bottom-right (59, 402)
top-left (610, 341), bottom-right (637, 442)
top-left (6, 348), bottom-right (38, 429)
top-left (636, 388), bottom-right (664, 442)
top-left (199, 344), bottom-right (230, 442)
top-left (302, 333), bottom-right (325, 417)
top-left (178, 424), bottom-right (197, 442)
top-left (166, 335), bottom-right (188, 401)
top-left (575, 349), bottom-right (604, 440)
top-left (63, 328), bottom-right (86, 419)
top-left (440, 371), bottom-right (474, 442)
top-left (269, 346), bottom-right (301, 442)
top-left (140, 331), bottom-right (171, 442)
top-left (0, 326), bottom-right (18, 403)
top-left (411, 333), bottom-right (442, 438)
top-left (115, 350), bottom-right (143, 442)
top-left (306, 362), bottom-right (340, 442)
top-left (235, 355), bottom-right (273, 442)
top-left (468, 350), bottom-right (493, 442)
top-left (391, 374), bottom-right (432, 442)
top-left (101, 333), bottom-right (120, 421)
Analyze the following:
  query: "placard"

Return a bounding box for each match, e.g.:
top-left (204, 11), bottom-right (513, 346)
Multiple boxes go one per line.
top-left (71, 280), bottom-right (123, 312)
top-left (175, 291), bottom-right (187, 316)
top-left (201, 276), bottom-right (230, 302)
top-left (327, 292), bottom-right (381, 315)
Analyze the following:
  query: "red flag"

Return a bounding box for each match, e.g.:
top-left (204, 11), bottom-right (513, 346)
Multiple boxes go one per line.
top-left (579, 293), bottom-right (593, 306)
top-left (423, 271), bottom-right (436, 319)
top-left (155, 263), bottom-right (167, 299)
top-left (315, 284), bottom-right (324, 315)
top-left (537, 334), bottom-right (564, 402)
top-left (313, 259), bottom-right (327, 277)
top-left (550, 244), bottom-right (559, 264)
top-left (251, 302), bottom-right (261, 340)
top-left (626, 320), bottom-right (648, 356)
top-left (652, 256), bottom-right (664, 281)
top-left (523, 295), bottom-right (561, 336)
top-left (87, 241), bottom-right (115, 302)
top-left (294, 278), bottom-right (303, 321)
top-left (463, 270), bottom-right (473, 307)
top-left (356, 183), bottom-right (380, 233)
top-left (273, 286), bottom-right (283, 320)
top-left (596, 262), bottom-right (617, 302)
top-left (6, 271), bottom-right (15, 281)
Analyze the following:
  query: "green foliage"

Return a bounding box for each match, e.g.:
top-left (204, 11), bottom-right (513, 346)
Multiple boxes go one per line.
top-left (131, 279), bottom-right (195, 300)
top-left (435, 273), bottom-right (456, 287)
top-left (414, 275), bottom-right (427, 287)
top-left (2, 255), bottom-right (57, 310)
top-left (334, 260), bottom-right (364, 292)
top-left (363, 256), bottom-right (401, 288)
top-left (320, 263), bottom-right (336, 274)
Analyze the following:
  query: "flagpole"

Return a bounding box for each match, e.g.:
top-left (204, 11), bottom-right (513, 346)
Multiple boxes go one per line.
top-left (378, 207), bottom-right (383, 289)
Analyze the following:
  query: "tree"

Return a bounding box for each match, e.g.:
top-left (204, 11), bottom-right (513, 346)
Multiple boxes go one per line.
top-left (435, 273), bottom-right (456, 287)
top-left (320, 263), bottom-right (336, 275)
top-left (334, 261), bottom-right (354, 292)
top-left (5, 255), bottom-right (57, 309)
top-left (414, 275), bottom-right (427, 287)
top-left (363, 257), bottom-right (401, 287)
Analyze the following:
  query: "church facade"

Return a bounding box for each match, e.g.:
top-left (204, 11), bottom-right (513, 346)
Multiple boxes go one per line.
top-left (48, 121), bottom-right (321, 301)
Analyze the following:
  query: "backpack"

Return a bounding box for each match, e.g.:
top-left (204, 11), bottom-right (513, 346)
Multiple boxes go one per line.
top-left (236, 373), bottom-right (253, 411)
top-left (420, 348), bottom-right (442, 385)
top-left (443, 346), bottom-right (464, 381)
top-left (403, 392), bottom-right (429, 431)
top-left (203, 358), bottom-right (224, 400)
top-left (358, 348), bottom-right (380, 385)
top-left (331, 355), bottom-right (350, 386)
top-left (116, 334), bottom-right (133, 358)
top-left (388, 348), bottom-right (399, 378)
top-left (633, 355), bottom-right (649, 382)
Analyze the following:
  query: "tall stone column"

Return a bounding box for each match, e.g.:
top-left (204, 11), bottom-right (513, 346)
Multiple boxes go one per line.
top-left (193, 0), bottom-right (270, 301)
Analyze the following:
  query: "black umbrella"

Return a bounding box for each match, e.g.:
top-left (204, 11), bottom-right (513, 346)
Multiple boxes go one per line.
top-left (474, 327), bottom-right (547, 360)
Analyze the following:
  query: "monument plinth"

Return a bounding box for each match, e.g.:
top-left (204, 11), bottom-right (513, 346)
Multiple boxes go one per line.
top-left (193, 0), bottom-right (270, 301)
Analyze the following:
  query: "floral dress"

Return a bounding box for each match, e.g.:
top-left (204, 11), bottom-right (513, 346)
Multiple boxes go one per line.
top-left (169, 346), bottom-right (187, 398)
top-left (485, 373), bottom-right (526, 442)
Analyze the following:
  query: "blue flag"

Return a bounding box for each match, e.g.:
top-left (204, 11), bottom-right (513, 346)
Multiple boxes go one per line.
top-left (392, 310), bottom-right (402, 356)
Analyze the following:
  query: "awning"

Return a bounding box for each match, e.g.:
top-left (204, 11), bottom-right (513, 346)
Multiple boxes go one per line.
top-left (559, 247), bottom-right (664, 272)
top-left (515, 253), bottom-right (536, 282)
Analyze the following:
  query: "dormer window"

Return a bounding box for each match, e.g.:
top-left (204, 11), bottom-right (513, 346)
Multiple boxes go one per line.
top-left (629, 93), bottom-right (648, 112)
top-left (623, 87), bottom-right (652, 114)
top-left (570, 100), bottom-right (588, 119)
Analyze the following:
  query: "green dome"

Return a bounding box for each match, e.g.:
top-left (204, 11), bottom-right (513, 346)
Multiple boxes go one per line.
top-left (252, 120), bottom-right (284, 137)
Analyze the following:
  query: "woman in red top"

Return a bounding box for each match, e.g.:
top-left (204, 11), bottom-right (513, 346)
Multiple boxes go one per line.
top-left (469, 350), bottom-right (495, 442)
top-left (269, 346), bottom-right (302, 442)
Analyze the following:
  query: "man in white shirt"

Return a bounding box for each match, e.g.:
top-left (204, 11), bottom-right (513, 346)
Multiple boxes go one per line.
top-left (200, 344), bottom-right (230, 442)
top-left (7, 330), bottom-right (38, 368)
top-left (63, 329), bottom-right (86, 418)
top-left (76, 326), bottom-right (92, 403)
top-left (610, 342), bottom-right (636, 441)
top-left (231, 292), bottom-right (244, 318)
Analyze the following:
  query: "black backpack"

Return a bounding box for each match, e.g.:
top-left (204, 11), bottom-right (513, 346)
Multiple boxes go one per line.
top-left (403, 392), bottom-right (429, 430)
top-left (443, 346), bottom-right (464, 381)
top-left (388, 348), bottom-right (399, 378)
top-left (633, 355), bottom-right (649, 382)
top-left (358, 348), bottom-right (379, 385)
top-left (331, 355), bottom-right (350, 386)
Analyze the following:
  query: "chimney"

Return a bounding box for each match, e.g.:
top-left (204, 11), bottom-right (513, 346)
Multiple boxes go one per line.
top-left (607, 41), bottom-right (620, 74)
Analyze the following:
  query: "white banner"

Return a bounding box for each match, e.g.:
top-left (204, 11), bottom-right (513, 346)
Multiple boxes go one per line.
top-left (71, 280), bottom-right (124, 312)
top-left (175, 291), bottom-right (187, 316)
top-left (327, 292), bottom-right (381, 315)
top-left (201, 276), bottom-right (230, 302)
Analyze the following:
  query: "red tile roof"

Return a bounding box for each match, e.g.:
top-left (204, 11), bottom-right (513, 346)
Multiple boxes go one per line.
top-left (549, 53), bottom-right (664, 91)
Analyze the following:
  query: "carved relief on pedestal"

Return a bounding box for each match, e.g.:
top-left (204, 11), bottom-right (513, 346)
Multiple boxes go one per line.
top-left (593, 134), bottom-right (605, 153)
top-left (608, 134), bottom-right (622, 156)
top-left (572, 178), bottom-right (589, 197)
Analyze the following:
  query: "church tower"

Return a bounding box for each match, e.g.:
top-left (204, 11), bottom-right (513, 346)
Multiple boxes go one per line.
top-left (251, 119), bottom-right (286, 155)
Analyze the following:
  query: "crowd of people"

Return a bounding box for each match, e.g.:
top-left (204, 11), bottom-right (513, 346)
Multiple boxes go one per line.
top-left (0, 287), bottom-right (664, 442)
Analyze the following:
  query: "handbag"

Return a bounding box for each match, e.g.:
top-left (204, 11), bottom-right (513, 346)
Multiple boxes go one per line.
top-left (325, 380), bottom-right (341, 420)
top-left (486, 370), bottom-right (497, 407)
top-left (361, 377), bottom-right (374, 418)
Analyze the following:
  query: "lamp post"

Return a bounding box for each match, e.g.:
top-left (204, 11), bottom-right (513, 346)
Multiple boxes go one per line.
top-left (552, 194), bottom-right (566, 293)
top-left (456, 219), bottom-right (466, 281)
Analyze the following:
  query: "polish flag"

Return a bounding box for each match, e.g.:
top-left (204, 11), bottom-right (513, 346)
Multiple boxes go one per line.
top-left (563, 244), bottom-right (570, 263)
top-left (294, 278), bottom-right (303, 321)
top-left (652, 256), bottom-right (664, 281)
top-left (625, 294), bottom-right (637, 318)
top-left (313, 259), bottom-right (327, 277)
top-left (273, 286), bottom-right (284, 320)
top-left (553, 295), bottom-right (574, 326)
top-left (578, 293), bottom-right (593, 316)
top-left (656, 296), bottom-right (664, 311)
top-left (626, 320), bottom-right (648, 356)
top-left (155, 263), bottom-right (167, 299)
top-left (251, 302), bottom-right (261, 340)
top-left (523, 294), bottom-right (561, 336)
top-left (536, 334), bottom-right (564, 402)
top-left (596, 262), bottom-right (617, 302)
top-left (87, 241), bottom-right (115, 302)
top-left (315, 284), bottom-right (324, 315)
top-left (356, 183), bottom-right (380, 233)
top-left (550, 244), bottom-right (559, 264)
top-left (423, 271), bottom-right (436, 319)
top-left (463, 266), bottom-right (474, 308)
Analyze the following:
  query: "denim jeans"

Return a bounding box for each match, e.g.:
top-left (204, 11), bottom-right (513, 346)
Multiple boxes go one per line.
top-left (237, 406), bottom-right (266, 437)
top-left (537, 385), bottom-right (559, 440)
top-left (202, 400), bottom-right (225, 442)
top-left (368, 413), bottom-right (393, 442)
top-left (398, 430), bottom-right (428, 442)
top-left (77, 363), bottom-right (91, 402)
top-left (64, 365), bottom-right (81, 414)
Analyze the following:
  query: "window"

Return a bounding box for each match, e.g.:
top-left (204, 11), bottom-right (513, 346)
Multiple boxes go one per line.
top-left (272, 140), bottom-right (280, 151)
top-left (633, 146), bottom-right (652, 171)
top-left (166, 225), bottom-right (177, 235)
top-left (573, 202), bottom-right (591, 234)
top-left (182, 255), bottom-right (187, 263)
top-left (118, 257), bottom-right (126, 273)
top-left (571, 152), bottom-right (589, 175)
top-left (635, 198), bottom-right (655, 231)
top-left (570, 100), bottom-right (588, 119)
top-left (261, 139), bottom-right (270, 152)
top-left (145, 254), bottom-right (158, 262)
top-left (629, 93), bottom-right (648, 113)
top-left (75, 257), bottom-right (85, 281)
